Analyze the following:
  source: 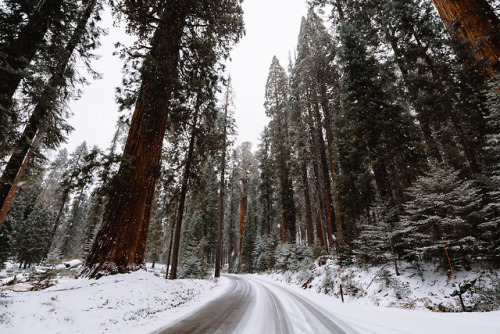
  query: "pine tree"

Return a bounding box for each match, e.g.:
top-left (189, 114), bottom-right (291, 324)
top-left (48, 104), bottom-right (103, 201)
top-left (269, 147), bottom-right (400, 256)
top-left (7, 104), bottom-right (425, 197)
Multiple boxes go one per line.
top-left (293, 10), bottom-right (344, 244)
top-left (479, 74), bottom-right (500, 261)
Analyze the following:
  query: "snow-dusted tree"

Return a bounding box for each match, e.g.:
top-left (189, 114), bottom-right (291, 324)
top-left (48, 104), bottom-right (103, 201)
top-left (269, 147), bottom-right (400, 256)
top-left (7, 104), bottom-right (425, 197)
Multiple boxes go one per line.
top-left (355, 198), bottom-right (401, 274)
top-left (264, 57), bottom-right (297, 244)
top-left (399, 165), bottom-right (483, 268)
top-left (16, 202), bottom-right (55, 268)
top-left (178, 236), bottom-right (206, 279)
top-left (253, 235), bottom-right (268, 272)
top-left (479, 74), bottom-right (500, 261)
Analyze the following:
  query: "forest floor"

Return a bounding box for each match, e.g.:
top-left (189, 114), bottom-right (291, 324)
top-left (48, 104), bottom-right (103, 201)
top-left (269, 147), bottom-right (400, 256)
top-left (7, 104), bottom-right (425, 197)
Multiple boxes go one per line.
top-left (1, 261), bottom-right (500, 333)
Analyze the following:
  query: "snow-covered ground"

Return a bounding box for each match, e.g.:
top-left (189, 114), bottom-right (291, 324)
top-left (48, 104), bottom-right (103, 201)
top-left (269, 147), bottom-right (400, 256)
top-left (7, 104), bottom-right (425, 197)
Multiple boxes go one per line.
top-left (0, 263), bottom-right (229, 334)
top-left (1, 261), bottom-right (500, 334)
top-left (255, 274), bottom-right (500, 334)
top-left (264, 261), bottom-right (500, 312)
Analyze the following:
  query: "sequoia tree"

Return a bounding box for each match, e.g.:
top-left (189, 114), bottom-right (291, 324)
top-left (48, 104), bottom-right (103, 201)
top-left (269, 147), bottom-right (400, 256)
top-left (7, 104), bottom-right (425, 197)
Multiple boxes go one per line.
top-left (431, 0), bottom-right (500, 73)
top-left (82, 0), bottom-right (243, 278)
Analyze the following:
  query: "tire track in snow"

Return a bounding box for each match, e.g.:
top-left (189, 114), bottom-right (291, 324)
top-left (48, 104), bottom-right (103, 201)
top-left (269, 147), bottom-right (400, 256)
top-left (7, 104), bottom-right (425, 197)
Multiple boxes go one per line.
top-left (153, 274), bottom-right (358, 334)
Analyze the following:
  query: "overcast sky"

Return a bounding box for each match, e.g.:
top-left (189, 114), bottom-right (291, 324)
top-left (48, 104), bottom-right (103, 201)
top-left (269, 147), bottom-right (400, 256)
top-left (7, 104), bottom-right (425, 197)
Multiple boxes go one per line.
top-left (64, 0), bottom-right (310, 153)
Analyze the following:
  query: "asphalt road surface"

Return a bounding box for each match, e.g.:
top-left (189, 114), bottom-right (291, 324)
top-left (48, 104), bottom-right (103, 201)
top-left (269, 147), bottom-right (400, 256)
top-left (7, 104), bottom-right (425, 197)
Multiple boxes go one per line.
top-left (152, 274), bottom-right (359, 334)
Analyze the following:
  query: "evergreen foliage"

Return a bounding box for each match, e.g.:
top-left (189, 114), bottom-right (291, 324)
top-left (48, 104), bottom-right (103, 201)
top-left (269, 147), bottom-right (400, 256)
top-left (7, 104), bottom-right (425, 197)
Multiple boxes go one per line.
top-left (399, 165), bottom-right (482, 268)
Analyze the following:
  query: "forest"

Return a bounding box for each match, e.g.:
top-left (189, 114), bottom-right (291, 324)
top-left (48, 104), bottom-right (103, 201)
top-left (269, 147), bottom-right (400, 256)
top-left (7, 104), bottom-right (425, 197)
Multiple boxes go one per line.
top-left (0, 0), bottom-right (499, 295)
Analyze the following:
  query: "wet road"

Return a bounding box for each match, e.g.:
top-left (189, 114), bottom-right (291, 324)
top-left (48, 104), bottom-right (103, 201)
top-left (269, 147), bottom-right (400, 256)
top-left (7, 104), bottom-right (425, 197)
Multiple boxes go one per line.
top-left (152, 274), bottom-right (358, 334)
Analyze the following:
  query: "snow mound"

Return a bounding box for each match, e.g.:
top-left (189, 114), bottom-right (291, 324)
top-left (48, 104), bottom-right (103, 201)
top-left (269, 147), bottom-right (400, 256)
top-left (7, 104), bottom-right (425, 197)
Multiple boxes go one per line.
top-left (0, 269), bottom-right (227, 334)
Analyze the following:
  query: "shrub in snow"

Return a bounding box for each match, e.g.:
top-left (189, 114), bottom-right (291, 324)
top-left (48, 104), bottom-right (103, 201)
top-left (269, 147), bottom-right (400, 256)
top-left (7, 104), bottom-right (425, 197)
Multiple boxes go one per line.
top-left (320, 266), bottom-right (335, 294)
top-left (377, 269), bottom-right (410, 300)
top-left (355, 198), bottom-right (401, 267)
top-left (274, 243), bottom-right (313, 272)
top-left (470, 273), bottom-right (500, 311)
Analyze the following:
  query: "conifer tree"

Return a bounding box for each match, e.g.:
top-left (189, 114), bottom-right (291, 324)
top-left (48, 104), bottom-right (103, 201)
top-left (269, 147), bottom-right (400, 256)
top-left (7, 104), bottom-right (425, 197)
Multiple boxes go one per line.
top-left (83, 0), bottom-right (244, 278)
top-left (0, 0), bottom-right (103, 225)
top-left (215, 77), bottom-right (235, 278)
top-left (335, 21), bottom-right (421, 222)
top-left (399, 165), bottom-right (482, 268)
top-left (264, 56), bottom-right (297, 244)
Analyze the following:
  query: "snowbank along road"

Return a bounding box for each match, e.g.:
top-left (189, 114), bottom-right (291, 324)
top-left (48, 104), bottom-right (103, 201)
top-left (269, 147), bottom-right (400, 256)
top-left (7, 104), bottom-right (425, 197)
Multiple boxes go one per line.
top-left (152, 274), bottom-right (358, 334)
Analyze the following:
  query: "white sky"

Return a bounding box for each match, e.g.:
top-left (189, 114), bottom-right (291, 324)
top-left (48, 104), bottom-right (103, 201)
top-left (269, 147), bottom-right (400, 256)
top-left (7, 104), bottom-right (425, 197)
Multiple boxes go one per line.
top-left (64, 1), bottom-right (309, 153)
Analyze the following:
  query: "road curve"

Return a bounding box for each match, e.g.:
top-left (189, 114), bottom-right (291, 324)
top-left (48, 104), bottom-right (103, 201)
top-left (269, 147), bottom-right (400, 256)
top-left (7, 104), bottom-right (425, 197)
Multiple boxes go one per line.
top-left (152, 274), bottom-right (358, 334)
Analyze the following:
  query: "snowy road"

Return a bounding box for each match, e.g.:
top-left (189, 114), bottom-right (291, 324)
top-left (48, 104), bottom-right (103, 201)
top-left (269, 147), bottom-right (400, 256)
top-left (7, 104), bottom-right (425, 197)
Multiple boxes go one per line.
top-left (152, 274), bottom-right (358, 334)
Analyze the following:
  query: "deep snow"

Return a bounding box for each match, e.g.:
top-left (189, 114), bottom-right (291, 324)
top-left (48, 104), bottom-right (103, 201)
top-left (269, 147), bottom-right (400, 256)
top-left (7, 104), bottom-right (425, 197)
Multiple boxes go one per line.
top-left (0, 264), bottom-right (228, 334)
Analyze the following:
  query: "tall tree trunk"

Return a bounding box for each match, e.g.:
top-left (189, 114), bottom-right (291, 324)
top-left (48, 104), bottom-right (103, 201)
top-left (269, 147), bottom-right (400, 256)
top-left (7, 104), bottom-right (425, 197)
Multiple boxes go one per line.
top-left (309, 130), bottom-right (327, 249)
top-left (227, 193), bottom-right (235, 272)
top-left (169, 105), bottom-right (201, 280)
top-left (82, 7), bottom-right (187, 278)
top-left (0, 0), bottom-right (65, 109)
top-left (239, 176), bottom-right (248, 255)
top-left (300, 160), bottom-right (314, 246)
top-left (165, 214), bottom-right (176, 279)
top-left (311, 101), bottom-right (336, 248)
top-left (319, 84), bottom-right (344, 242)
top-left (432, 0), bottom-right (500, 73)
top-left (0, 0), bottom-right (98, 227)
top-left (215, 86), bottom-right (229, 278)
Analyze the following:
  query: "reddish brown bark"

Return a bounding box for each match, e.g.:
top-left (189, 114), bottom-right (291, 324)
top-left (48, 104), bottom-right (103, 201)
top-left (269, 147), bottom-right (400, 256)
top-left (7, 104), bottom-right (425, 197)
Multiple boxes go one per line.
top-left (432, 0), bottom-right (500, 73)
top-left (82, 8), bottom-right (186, 278)
top-left (0, 143), bottom-right (35, 227)
top-left (311, 101), bottom-right (336, 248)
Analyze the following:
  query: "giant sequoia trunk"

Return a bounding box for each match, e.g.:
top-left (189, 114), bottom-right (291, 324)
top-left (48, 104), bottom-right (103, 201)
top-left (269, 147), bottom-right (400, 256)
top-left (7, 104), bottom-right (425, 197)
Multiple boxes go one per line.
top-left (0, 0), bottom-right (97, 228)
top-left (431, 0), bottom-right (500, 73)
top-left (82, 8), bottom-right (186, 278)
top-left (310, 101), bottom-right (336, 249)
